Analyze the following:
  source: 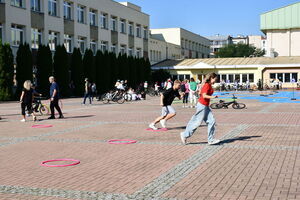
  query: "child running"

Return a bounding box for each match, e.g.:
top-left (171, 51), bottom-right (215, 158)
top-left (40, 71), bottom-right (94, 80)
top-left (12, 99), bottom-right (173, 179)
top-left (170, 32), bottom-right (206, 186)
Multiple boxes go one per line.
top-left (20, 80), bottom-right (37, 122)
top-left (149, 80), bottom-right (182, 130)
top-left (180, 73), bottom-right (220, 145)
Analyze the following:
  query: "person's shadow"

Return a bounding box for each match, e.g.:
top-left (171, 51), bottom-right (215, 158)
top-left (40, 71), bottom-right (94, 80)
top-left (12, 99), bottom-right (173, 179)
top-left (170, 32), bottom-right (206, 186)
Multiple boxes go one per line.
top-left (188, 135), bottom-right (262, 145)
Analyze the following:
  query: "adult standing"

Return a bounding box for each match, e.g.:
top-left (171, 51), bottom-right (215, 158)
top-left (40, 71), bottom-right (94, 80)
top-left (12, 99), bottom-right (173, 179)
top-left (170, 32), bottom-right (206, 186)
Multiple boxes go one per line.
top-left (48, 76), bottom-right (64, 119)
top-left (181, 79), bottom-right (190, 108)
top-left (82, 78), bottom-right (92, 105)
top-left (20, 80), bottom-right (37, 122)
top-left (189, 78), bottom-right (197, 108)
top-left (180, 73), bottom-right (220, 145)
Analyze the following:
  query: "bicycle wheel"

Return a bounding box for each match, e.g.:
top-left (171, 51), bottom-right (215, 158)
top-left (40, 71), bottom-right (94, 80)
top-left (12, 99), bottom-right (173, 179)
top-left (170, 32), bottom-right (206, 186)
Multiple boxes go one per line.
top-left (117, 97), bottom-right (125, 104)
top-left (39, 104), bottom-right (50, 115)
top-left (232, 103), bottom-right (246, 109)
top-left (210, 103), bottom-right (222, 109)
top-left (123, 93), bottom-right (132, 101)
top-left (102, 93), bottom-right (111, 104)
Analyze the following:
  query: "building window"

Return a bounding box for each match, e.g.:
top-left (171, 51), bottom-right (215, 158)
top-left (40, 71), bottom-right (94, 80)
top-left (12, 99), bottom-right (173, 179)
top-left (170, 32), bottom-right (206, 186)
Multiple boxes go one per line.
top-left (31, 28), bottom-right (42, 49)
top-left (111, 45), bottom-right (116, 54)
top-left (11, 0), bottom-right (23, 8)
top-left (100, 41), bottom-right (108, 52)
top-left (270, 73), bottom-right (276, 80)
top-left (249, 74), bottom-right (254, 82)
top-left (284, 73), bottom-right (291, 83)
top-left (77, 5), bottom-right (85, 23)
top-left (128, 23), bottom-right (133, 36)
top-left (111, 17), bottom-right (117, 31)
top-left (31, 0), bottom-right (41, 11)
top-left (64, 34), bottom-right (72, 53)
top-left (90, 40), bottom-right (97, 54)
top-left (100, 13), bottom-right (108, 29)
top-left (228, 74), bottom-right (234, 83)
top-left (136, 25), bottom-right (141, 38)
top-left (143, 27), bottom-right (148, 39)
top-left (49, 31), bottom-right (58, 51)
top-left (292, 73), bottom-right (298, 83)
top-left (120, 19), bottom-right (126, 33)
top-left (11, 25), bottom-right (24, 46)
top-left (48, 0), bottom-right (57, 16)
top-left (120, 45), bottom-right (126, 55)
top-left (136, 48), bottom-right (141, 58)
top-left (89, 10), bottom-right (97, 26)
top-left (128, 48), bottom-right (133, 56)
top-left (78, 37), bottom-right (85, 53)
top-left (63, 1), bottom-right (72, 20)
top-left (0, 24), bottom-right (3, 41)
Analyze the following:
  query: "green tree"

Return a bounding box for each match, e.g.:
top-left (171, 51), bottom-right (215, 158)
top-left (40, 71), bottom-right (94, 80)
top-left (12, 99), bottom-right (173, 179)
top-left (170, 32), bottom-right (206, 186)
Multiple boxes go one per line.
top-left (53, 45), bottom-right (70, 97)
top-left (151, 69), bottom-right (171, 83)
top-left (95, 50), bottom-right (107, 94)
top-left (82, 49), bottom-right (96, 82)
top-left (216, 43), bottom-right (265, 58)
top-left (70, 48), bottom-right (84, 96)
top-left (0, 43), bottom-right (14, 100)
top-left (36, 45), bottom-right (53, 97)
top-left (16, 43), bottom-right (33, 97)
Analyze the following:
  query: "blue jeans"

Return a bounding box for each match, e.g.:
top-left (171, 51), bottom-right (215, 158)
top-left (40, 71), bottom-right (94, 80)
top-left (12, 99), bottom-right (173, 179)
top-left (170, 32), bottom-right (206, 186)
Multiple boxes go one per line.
top-left (182, 103), bottom-right (216, 142)
top-left (83, 92), bottom-right (92, 104)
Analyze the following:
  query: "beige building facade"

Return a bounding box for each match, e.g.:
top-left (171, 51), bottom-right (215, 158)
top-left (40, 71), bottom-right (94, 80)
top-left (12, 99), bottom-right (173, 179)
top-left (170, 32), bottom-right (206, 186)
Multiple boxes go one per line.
top-left (0, 0), bottom-right (149, 57)
top-left (152, 57), bottom-right (300, 88)
top-left (150, 28), bottom-right (210, 59)
top-left (248, 35), bottom-right (267, 52)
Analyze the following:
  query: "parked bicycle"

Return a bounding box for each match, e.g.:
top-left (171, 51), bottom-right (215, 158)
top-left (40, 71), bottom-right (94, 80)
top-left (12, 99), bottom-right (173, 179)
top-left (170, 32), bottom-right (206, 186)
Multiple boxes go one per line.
top-left (102, 90), bottom-right (125, 104)
top-left (210, 95), bottom-right (246, 109)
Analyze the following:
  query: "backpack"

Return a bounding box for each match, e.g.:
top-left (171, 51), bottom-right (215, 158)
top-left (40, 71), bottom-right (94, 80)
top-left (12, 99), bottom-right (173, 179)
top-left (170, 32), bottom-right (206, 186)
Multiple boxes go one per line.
top-left (180, 84), bottom-right (186, 92)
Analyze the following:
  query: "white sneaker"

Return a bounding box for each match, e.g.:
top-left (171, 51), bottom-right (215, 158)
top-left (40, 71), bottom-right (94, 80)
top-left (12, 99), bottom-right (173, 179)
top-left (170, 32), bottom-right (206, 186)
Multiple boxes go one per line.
top-left (20, 119), bottom-right (26, 122)
top-left (180, 132), bottom-right (187, 145)
top-left (208, 139), bottom-right (221, 145)
top-left (149, 123), bottom-right (158, 130)
top-left (160, 119), bottom-right (166, 128)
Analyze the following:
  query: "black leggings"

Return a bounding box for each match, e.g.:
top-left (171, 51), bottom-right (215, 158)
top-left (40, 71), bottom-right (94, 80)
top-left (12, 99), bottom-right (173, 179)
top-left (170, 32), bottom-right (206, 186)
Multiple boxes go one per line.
top-left (21, 103), bottom-right (32, 115)
top-left (50, 98), bottom-right (63, 117)
top-left (183, 93), bottom-right (189, 104)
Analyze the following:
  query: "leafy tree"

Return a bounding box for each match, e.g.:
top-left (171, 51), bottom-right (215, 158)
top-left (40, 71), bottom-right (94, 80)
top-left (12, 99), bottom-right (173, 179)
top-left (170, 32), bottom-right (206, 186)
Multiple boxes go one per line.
top-left (53, 45), bottom-right (70, 97)
top-left (216, 43), bottom-right (265, 58)
top-left (16, 43), bottom-right (33, 97)
top-left (70, 48), bottom-right (84, 96)
top-left (82, 49), bottom-right (96, 83)
top-left (151, 69), bottom-right (171, 83)
top-left (0, 43), bottom-right (14, 100)
top-left (95, 50), bottom-right (106, 94)
top-left (36, 45), bottom-right (53, 97)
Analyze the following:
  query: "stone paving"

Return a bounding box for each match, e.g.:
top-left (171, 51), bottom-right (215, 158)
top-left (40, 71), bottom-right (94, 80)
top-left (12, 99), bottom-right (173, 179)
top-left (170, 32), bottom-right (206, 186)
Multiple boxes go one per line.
top-left (0, 92), bottom-right (300, 200)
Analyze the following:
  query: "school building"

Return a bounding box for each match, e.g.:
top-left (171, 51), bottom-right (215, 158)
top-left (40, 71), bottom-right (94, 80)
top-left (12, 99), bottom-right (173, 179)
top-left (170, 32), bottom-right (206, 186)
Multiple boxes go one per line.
top-left (152, 56), bottom-right (300, 88)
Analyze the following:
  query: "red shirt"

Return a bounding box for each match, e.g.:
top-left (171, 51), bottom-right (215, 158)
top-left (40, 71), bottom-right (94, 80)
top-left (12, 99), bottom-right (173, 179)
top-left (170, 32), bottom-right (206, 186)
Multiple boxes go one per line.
top-left (199, 83), bottom-right (214, 106)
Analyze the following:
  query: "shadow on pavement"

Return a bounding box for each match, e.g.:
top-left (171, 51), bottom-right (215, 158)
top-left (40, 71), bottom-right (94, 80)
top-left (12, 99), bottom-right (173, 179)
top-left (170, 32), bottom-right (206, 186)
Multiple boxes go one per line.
top-left (220, 136), bottom-right (262, 144)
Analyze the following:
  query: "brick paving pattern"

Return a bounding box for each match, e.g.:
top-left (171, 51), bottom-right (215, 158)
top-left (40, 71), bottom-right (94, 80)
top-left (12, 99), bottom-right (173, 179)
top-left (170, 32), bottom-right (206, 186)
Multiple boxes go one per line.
top-left (0, 91), bottom-right (300, 200)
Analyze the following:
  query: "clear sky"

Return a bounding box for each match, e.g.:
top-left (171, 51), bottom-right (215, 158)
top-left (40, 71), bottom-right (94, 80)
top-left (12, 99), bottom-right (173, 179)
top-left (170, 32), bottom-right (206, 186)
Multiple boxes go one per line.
top-left (118, 0), bottom-right (299, 37)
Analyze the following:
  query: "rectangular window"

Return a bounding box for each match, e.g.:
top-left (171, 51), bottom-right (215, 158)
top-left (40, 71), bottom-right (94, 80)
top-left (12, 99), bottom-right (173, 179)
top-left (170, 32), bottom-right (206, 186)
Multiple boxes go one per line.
top-left (63, 1), bottom-right (72, 19)
top-left (120, 20), bottom-right (126, 33)
top-left (171, 75), bottom-right (178, 80)
top-left (48, 0), bottom-right (57, 16)
top-left (292, 73), bottom-right (298, 83)
top-left (228, 74), bottom-right (234, 83)
top-left (249, 74), bottom-right (254, 82)
top-left (64, 34), bottom-right (72, 53)
top-left (128, 48), bottom-right (133, 56)
top-left (31, 0), bottom-right (40, 11)
top-left (284, 73), bottom-right (290, 83)
top-left (111, 17), bottom-right (117, 31)
top-left (179, 75), bottom-right (184, 81)
top-left (242, 74), bottom-right (247, 82)
top-left (78, 37), bottom-right (85, 53)
top-left (0, 24), bottom-right (3, 41)
top-left (11, 0), bottom-right (23, 8)
top-left (77, 5), bottom-right (84, 23)
top-left (90, 40), bottom-right (97, 54)
top-left (100, 13), bottom-right (108, 29)
top-left (277, 73), bottom-right (283, 82)
top-left (111, 45), bottom-right (116, 54)
top-left (100, 41), bottom-right (108, 52)
top-left (49, 31), bottom-right (58, 51)
top-left (234, 74), bottom-right (240, 82)
top-left (270, 73), bottom-right (276, 79)
top-left (31, 28), bottom-right (42, 49)
top-left (136, 48), bottom-right (141, 58)
top-left (136, 25), bottom-right (141, 37)
top-left (11, 25), bottom-right (24, 46)
top-left (128, 23), bottom-right (133, 36)
top-left (221, 74), bottom-right (226, 82)
top-left (143, 27), bottom-right (148, 39)
top-left (89, 10), bottom-right (96, 26)
top-left (216, 75), bottom-right (220, 83)
top-left (120, 45), bottom-right (126, 55)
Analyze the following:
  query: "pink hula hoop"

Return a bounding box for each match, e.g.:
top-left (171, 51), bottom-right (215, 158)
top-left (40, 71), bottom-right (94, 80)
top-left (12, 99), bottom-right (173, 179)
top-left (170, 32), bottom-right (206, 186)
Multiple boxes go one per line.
top-left (32, 125), bottom-right (53, 128)
top-left (146, 128), bottom-right (168, 132)
top-left (108, 139), bottom-right (137, 144)
top-left (41, 159), bottom-right (80, 167)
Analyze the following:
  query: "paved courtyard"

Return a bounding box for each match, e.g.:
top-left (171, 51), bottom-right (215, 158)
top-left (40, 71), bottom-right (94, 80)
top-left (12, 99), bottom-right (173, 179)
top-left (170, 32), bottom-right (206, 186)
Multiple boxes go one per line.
top-left (0, 92), bottom-right (300, 200)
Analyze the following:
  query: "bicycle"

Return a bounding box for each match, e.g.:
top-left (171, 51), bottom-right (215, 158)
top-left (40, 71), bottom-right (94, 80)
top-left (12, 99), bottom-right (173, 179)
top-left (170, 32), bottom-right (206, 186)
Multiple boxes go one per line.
top-left (210, 95), bottom-right (246, 109)
top-left (27, 97), bottom-right (50, 115)
top-left (102, 90), bottom-right (125, 104)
